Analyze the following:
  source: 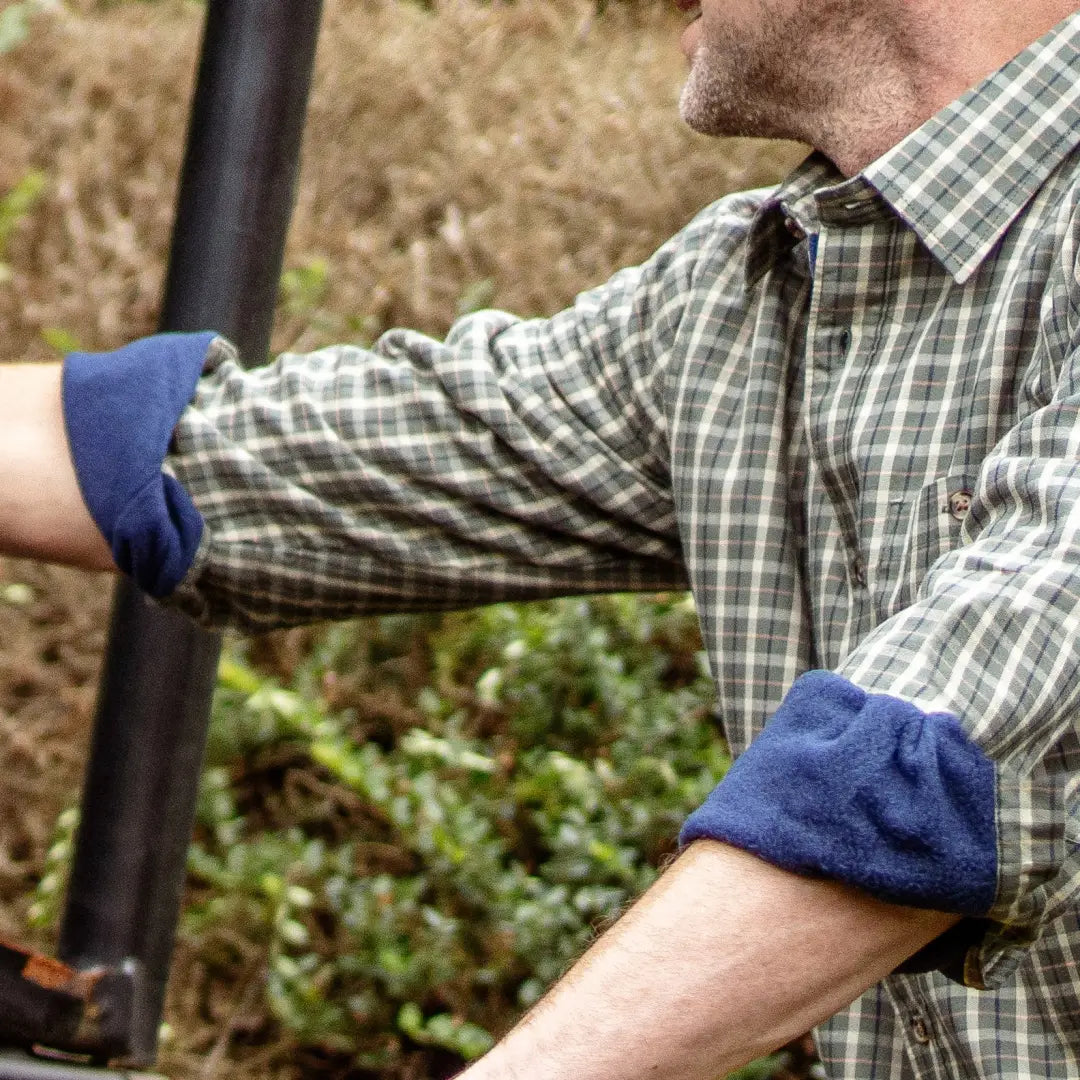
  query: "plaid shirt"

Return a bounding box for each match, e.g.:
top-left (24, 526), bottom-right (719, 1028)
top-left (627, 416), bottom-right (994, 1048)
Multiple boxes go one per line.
top-left (157, 12), bottom-right (1080, 1077)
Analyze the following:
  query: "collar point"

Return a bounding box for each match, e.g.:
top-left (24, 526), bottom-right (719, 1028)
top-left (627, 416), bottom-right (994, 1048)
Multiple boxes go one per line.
top-left (949, 261), bottom-right (981, 287)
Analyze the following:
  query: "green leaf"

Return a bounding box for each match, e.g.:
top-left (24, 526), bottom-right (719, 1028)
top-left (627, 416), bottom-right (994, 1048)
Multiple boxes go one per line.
top-left (456, 278), bottom-right (496, 317)
top-left (0, 3), bottom-right (33, 55)
top-left (280, 256), bottom-right (331, 317)
top-left (724, 1054), bottom-right (787, 1080)
top-left (40, 327), bottom-right (81, 355)
top-left (0, 170), bottom-right (46, 257)
top-left (397, 1004), bottom-right (494, 1060)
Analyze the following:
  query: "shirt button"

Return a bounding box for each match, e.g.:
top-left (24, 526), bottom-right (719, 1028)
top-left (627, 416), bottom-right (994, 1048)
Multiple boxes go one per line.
top-left (851, 552), bottom-right (867, 587)
top-left (783, 216), bottom-right (806, 242)
top-left (947, 490), bottom-right (972, 521)
top-left (910, 1016), bottom-right (932, 1044)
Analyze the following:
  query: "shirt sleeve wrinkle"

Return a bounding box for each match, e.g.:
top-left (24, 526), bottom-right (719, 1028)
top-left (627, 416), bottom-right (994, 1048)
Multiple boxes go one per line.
top-left (166, 235), bottom-right (699, 631)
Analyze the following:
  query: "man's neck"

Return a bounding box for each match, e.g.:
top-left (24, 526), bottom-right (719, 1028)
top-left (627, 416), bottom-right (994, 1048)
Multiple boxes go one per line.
top-left (815, 1), bottom-right (1078, 175)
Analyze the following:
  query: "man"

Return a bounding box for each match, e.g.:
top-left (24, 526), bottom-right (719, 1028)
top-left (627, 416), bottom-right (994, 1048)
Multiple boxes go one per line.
top-left (2, 0), bottom-right (1080, 1075)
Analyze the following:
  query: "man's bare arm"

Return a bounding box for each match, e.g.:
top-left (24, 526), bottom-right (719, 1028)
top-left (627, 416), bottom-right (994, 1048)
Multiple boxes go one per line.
top-left (0, 363), bottom-right (113, 571)
top-left (459, 840), bottom-right (958, 1080)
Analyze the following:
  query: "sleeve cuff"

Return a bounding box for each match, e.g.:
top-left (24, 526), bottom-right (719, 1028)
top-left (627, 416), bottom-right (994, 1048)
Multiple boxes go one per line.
top-left (680, 670), bottom-right (998, 916)
top-left (61, 331), bottom-right (219, 598)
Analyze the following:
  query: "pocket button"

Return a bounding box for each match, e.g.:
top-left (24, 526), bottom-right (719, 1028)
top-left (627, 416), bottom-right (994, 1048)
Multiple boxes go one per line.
top-left (947, 490), bottom-right (972, 521)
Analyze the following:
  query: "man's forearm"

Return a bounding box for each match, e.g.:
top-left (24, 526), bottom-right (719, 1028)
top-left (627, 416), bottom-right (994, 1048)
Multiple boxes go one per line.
top-left (0, 363), bottom-right (113, 571)
top-left (459, 840), bottom-right (958, 1080)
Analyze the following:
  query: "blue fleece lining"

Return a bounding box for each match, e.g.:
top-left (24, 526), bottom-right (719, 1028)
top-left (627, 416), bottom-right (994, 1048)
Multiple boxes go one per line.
top-left (680, 671), bottom-right (997, 915)
top-left (62, 332), bottom-right (216, 598)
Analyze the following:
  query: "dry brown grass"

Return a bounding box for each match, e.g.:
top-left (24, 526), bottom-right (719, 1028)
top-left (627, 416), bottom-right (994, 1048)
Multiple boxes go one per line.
top-left (0, 1), bottom-right (804, 1076)
top-left (0, 0), bottom-right (803, 359)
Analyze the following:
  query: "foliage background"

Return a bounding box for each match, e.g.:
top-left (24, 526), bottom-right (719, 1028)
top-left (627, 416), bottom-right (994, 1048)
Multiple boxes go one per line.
top-left (0, 1), bottom-right (809, 1078)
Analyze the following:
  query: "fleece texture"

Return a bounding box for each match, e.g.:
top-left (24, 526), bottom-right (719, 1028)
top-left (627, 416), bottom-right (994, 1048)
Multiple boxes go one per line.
top-left (680, 670), bottom-right (998, 915)
top-left (62, 331), bottom-right (216, 598)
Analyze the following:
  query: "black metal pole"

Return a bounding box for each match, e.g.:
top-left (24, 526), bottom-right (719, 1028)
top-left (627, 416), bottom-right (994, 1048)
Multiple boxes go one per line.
top-left (56, 0), bottom-right (323, 1065)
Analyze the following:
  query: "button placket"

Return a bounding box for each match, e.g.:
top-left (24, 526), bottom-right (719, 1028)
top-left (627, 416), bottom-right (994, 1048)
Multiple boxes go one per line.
top-left (802, 225), bottom-right (870, 596)
top-left (883, 979), bottom-right (954, 1076)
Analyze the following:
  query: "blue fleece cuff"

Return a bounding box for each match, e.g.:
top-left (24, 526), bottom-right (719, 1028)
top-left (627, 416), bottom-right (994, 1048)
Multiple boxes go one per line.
top-left (62, 331), bottom-right (217, 598)
top-left (680, 671), bottom-right (997, 915)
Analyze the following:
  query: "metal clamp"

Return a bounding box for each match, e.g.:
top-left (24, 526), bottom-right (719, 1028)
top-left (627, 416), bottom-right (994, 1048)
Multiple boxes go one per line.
top-left (0, 941), bottom-right (143, 1062)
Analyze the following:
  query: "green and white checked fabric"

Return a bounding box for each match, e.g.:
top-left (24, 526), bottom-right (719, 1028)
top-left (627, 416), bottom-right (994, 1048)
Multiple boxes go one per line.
top-left (167, 12), bottom-right (1080, 1078)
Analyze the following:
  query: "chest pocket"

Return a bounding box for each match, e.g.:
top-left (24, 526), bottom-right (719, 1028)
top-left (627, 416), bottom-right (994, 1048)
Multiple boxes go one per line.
top-left (879, 474), bottom-right (976, 619)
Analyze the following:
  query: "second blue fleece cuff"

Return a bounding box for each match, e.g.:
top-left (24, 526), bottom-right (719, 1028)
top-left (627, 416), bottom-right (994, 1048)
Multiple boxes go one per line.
top-left (62, 331), bottom-right (218, 598)
top-left (680, 671), bottom-right (997, 915)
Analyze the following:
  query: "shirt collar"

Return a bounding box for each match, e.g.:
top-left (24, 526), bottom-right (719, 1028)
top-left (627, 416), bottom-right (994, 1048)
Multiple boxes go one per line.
top-left (865, 11), bottom-right (1080, 283)
top-left (746, 11), bottom-right (1080, 286)
top-left (744, 156), bottom-right (840, 284)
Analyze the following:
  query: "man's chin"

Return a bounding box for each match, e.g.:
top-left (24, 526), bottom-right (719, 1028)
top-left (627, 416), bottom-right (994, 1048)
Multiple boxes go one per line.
top-left (679, 62), bottom-right (780, 141)
top-left (677, 46), bottom-right (743, 138)
top-left (678, 80), bottom-right (733, 138)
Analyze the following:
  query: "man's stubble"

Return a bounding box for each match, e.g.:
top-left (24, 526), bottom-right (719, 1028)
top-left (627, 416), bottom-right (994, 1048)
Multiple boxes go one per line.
top-left (679, 0), bottom-right (903, 152)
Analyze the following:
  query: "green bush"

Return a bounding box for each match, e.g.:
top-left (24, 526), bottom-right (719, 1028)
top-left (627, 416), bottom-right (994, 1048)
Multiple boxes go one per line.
top-left (188, 594), bottom-right (726, 1074)
top-left (31, 594), bottom-right (767, 1076)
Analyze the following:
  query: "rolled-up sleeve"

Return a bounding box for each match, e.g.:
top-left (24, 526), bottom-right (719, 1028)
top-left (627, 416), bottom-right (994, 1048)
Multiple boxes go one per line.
top-left (681, 341), bottom-right (1080, 990)
top-left (62, 331), bottom-right (219, 597)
